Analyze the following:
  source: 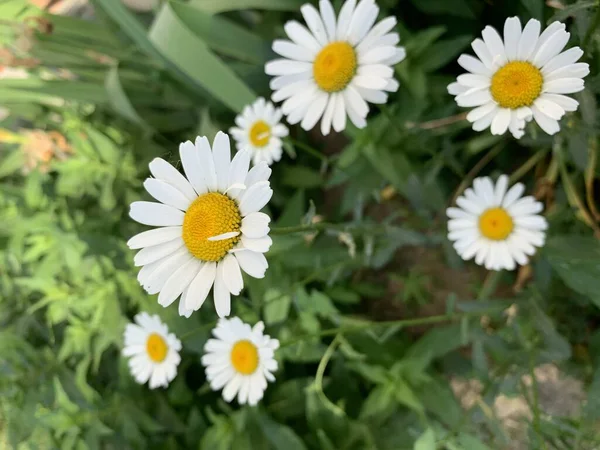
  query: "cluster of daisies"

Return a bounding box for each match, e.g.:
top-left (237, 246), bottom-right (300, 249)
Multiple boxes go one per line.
top-left (122, 0), bottom-right (588, 404)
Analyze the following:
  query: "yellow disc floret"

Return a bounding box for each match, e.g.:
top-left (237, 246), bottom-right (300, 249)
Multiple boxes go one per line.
top-left (249, 120), bottom-right (271, 147)
top-left (313, 41), bottom-right (357, 93)
top-left (490, 61), bottom-right (543, 109)
top-left (230, 339), bottom-right (259, 375)
top-left (479, 207), bottom-right (514, 241)
top-left (146, 333), bottom-right (168, 362)
top-left (182, 192), bottom-right (241, 262)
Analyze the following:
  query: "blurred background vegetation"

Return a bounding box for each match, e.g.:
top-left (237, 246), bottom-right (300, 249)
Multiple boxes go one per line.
top-left (0, 0), bottom-right (600, 448)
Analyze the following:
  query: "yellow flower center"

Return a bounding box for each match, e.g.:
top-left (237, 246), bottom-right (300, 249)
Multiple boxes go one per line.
top-left (479, 207), bottom-right (514, 241)
top-left (146, 333), bottom-right (168, 362)
top-left (313, 41), bottom-right (357, 93)
top-left (490, 61), bottom-right (543, 109)
top-left (230, 339), bottom-right (259, 375)
top-left (182, 192), bottom-right (241, 262)
top-left (249, 120), bottom-right (271, 147)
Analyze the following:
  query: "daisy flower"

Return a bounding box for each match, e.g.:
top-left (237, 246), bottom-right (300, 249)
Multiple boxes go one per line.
top-left (447, 175), bottom-right (547, 271)
top-left (229, 98), bottom-right (289, 166)
top-left (265, 0), bottom-right (405, 135)
top-left (201, 317), bottom-right (279, 406)
top-left (122, 312), bottom-right (182, 389)
top-left (128, 132), bottom-right (273, 318)
top-left (448, 17), bottom-right (589, 138)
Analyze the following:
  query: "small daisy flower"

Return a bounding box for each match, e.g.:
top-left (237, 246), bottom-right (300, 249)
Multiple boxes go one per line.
top-left (447, 175), bottom-right (548, 271)
top-left (128, 131), bottom-right (273, 318)
top-left (448, 17), bottom-right (589, 138)
top-left (265, 0), bottom-right (405, 135)
top-left (123, 312), bottom-right (182, 389)
top-left (229, 98), bottom-right (289, 166)
top-left (201, 317), bottom-right (279, 406)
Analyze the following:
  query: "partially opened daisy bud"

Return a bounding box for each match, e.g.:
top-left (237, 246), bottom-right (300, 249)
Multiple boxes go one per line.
top-left (128, 131), bottom-right (273, 318)
top-left (265, 0), bottom-right (406, 135)
top-left (447, 175), bottom-right (548, 271)
top-left (229, 97), bottom-right (289, 166)
top-left (202, 317), bottom-right (279, 406)
top-left (123, 312), bottom-right (182, 389)
top-left (448, 17), bottom-right (589, 138)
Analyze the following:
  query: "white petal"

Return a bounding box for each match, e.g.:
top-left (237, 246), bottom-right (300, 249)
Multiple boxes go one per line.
top-left (148, 158), bottom-right (197, 201)
top-left (272, 39), bottom-right (315, 61)
top-left (471, 38), bottom-right (494, 70)
top-left (542, 47), bottom-right (584, 75)
top-left (194, 136), bottom-right (218, 192)
top-left (348, 0), bottom-right (378, 46)
top-left (494, 175), bottom-right (509, 204)
top-left (336, 0), bottom-right (356, 40)
top-left (284, 21), bottom-right (321, 53)
top-left (352, 75), bottom-right (388, 90)
top-left (134, 238), bottom-right (184, 266)
top-left (466, 102), bottom-right (496, 122)
top-left (456, 88), bottom-right (493, 107)
top-left (543, 77), bottom-right (584, 94)
top-left (301, 91), bottom-right (329, 131)
top-left (360, 45), bottom-right (398, 65)
top-left (143, 248), bottom-right (193, 295)
top-left (222, 375), bottom-right (243, 403)
top-left (239, 181), bottom-right (273, 216)
top-left (235, 250), bottom-right (268, 279)
top-left (502, 183), bottom-right (525, 208)
top-left (344, 85), bottom-right (368, 117)
top-left (245, 163), bottom-right (271, 188)
top-left (178, 287), bottom-right (194, 318)
top-left (301, 3), bottom-right (328, 46)
top-left (265, 59), bottom-right (313, 76)
top-left (472, 108), bottom-right (497, 132)
top-left (214, 262), bottom-right (231, 317)
top-left (533, 29), bottom-right (570, 67)
top-left (319, 0), bottom-right (337, 41)
top-left (533, 97), bottom-right (564, 120)
top-left (503, 17), bottom-right (522, 61)
top-left (456, 74), bottom-right (490, 88)
top-left (541, 93), bottom-right (578, 112)
top-left (222, 254), bottom-right (244, 296)
top-left (228, 149), bottom-right (251, 196)
top-left (208, 231), bottom-right (240, 242)
top-left (332, 94), bottom-right (347, 132)
top-left (457, 54), bottom-right (492, 76)
top-left (185, 262), bottom-right (217, 311)
top-left (212, 132), bottom-right (231, 192)
top-left (321, 94), bottom-right (337, 136)
top-left (158, 258), bottom-right (201, 307)
top-left (356, 16), bottom-right (397, 54)
top-left (143, 178), bottom-right (191, 211)
top-left (531, 105), bottom-right (560, 135)
top-left (269, 71), bottom-right (312, 91)
top-left (272, 79), bottom-right (314, 102)
top-left (127, 226), bottom-right (182, 250)
top-left (490, 108), bottom-right (511, 135)
top-left (180, 140), bottom-right (207, 195)
top-left (534, 21), bottom-right (565, 54)
top-left (517, 19), bottom-right (541, 60)
top-left (482, 26), bottom-right (507, 67)
top-left (448, 82), bottom-right (469, 96)
top-left (356, 87), bottom-right (388, 104)
top-left (544, 63), bottom-right (589, 81)
top-left (129, 201), bottom-right (184, 227)
top-left (241, 235), bottom-right (273, 253)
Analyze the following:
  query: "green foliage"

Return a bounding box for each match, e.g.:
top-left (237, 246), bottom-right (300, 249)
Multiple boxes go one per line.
top-left (1, 0), bottom-right (600, 448)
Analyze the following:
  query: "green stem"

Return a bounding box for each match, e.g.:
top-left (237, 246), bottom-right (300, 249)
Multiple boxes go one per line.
top-left (270, 221), bottom-right (399, 236)
top-left (508, 148), bottom-right (549, 184)
top-left (478, 271), bottom-right (503, 300)
top-left (286, 137), bottom-right (328, 163)
top-left (280, 310), bottom-right (496, 348)
top-left (583, 2), bottom-right (600, 50)
top-left (312, 334), bottom-right (345, 416)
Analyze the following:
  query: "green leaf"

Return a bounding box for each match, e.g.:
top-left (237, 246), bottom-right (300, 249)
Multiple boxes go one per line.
top-left (360, 383), bottom-right (396, 419)
top-left (148, 3), bottom-right (256, 112)
top-left (543, 235), bottom-right (600, 307)
top-left (169, 2), bottom-right (270, 64)
top-left (190, 0), bottom-right (304, 13)
top-left (394, 377), bottom-right (424, 415)
top-left (281, 165), bottom-right (324, 189)
top-left (414, 428), bottom-right (436, 450)
top-left (258, 413), bottom-right (307, 450)
top-left (263, 289), bottom-right (291, 324)
top-left (410, 0), bottom-right (475, 19)
top-left (105, 65), bottom-right (151, 131)
top-left (420, 35), bottom-right (472, 72)
top-left (457, 433), bottom-right (491, 450)
top-left (519, 0), bottom-right (544, 20)
top-left (0, 149), bottom-right (24, 179)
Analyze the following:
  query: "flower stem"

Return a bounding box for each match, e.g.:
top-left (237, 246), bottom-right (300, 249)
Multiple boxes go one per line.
top-left (508, 148), bottom-right (549, 184)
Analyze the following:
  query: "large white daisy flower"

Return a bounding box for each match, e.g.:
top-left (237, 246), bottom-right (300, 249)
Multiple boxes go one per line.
top-left (202, 317), bottom-right (279, 406)
top-left (448, 17), bottom-right (589, 139)
top-left (123, 312), bottom-right (182, 389)
top-left (447, 175), bottom-right (548, 271)
top-left (265, 0), bottom-right (405, 135)
top-left (229, 97), bottom-right (289, 166)
top-left (128, 132), bottom-right (273, 318)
